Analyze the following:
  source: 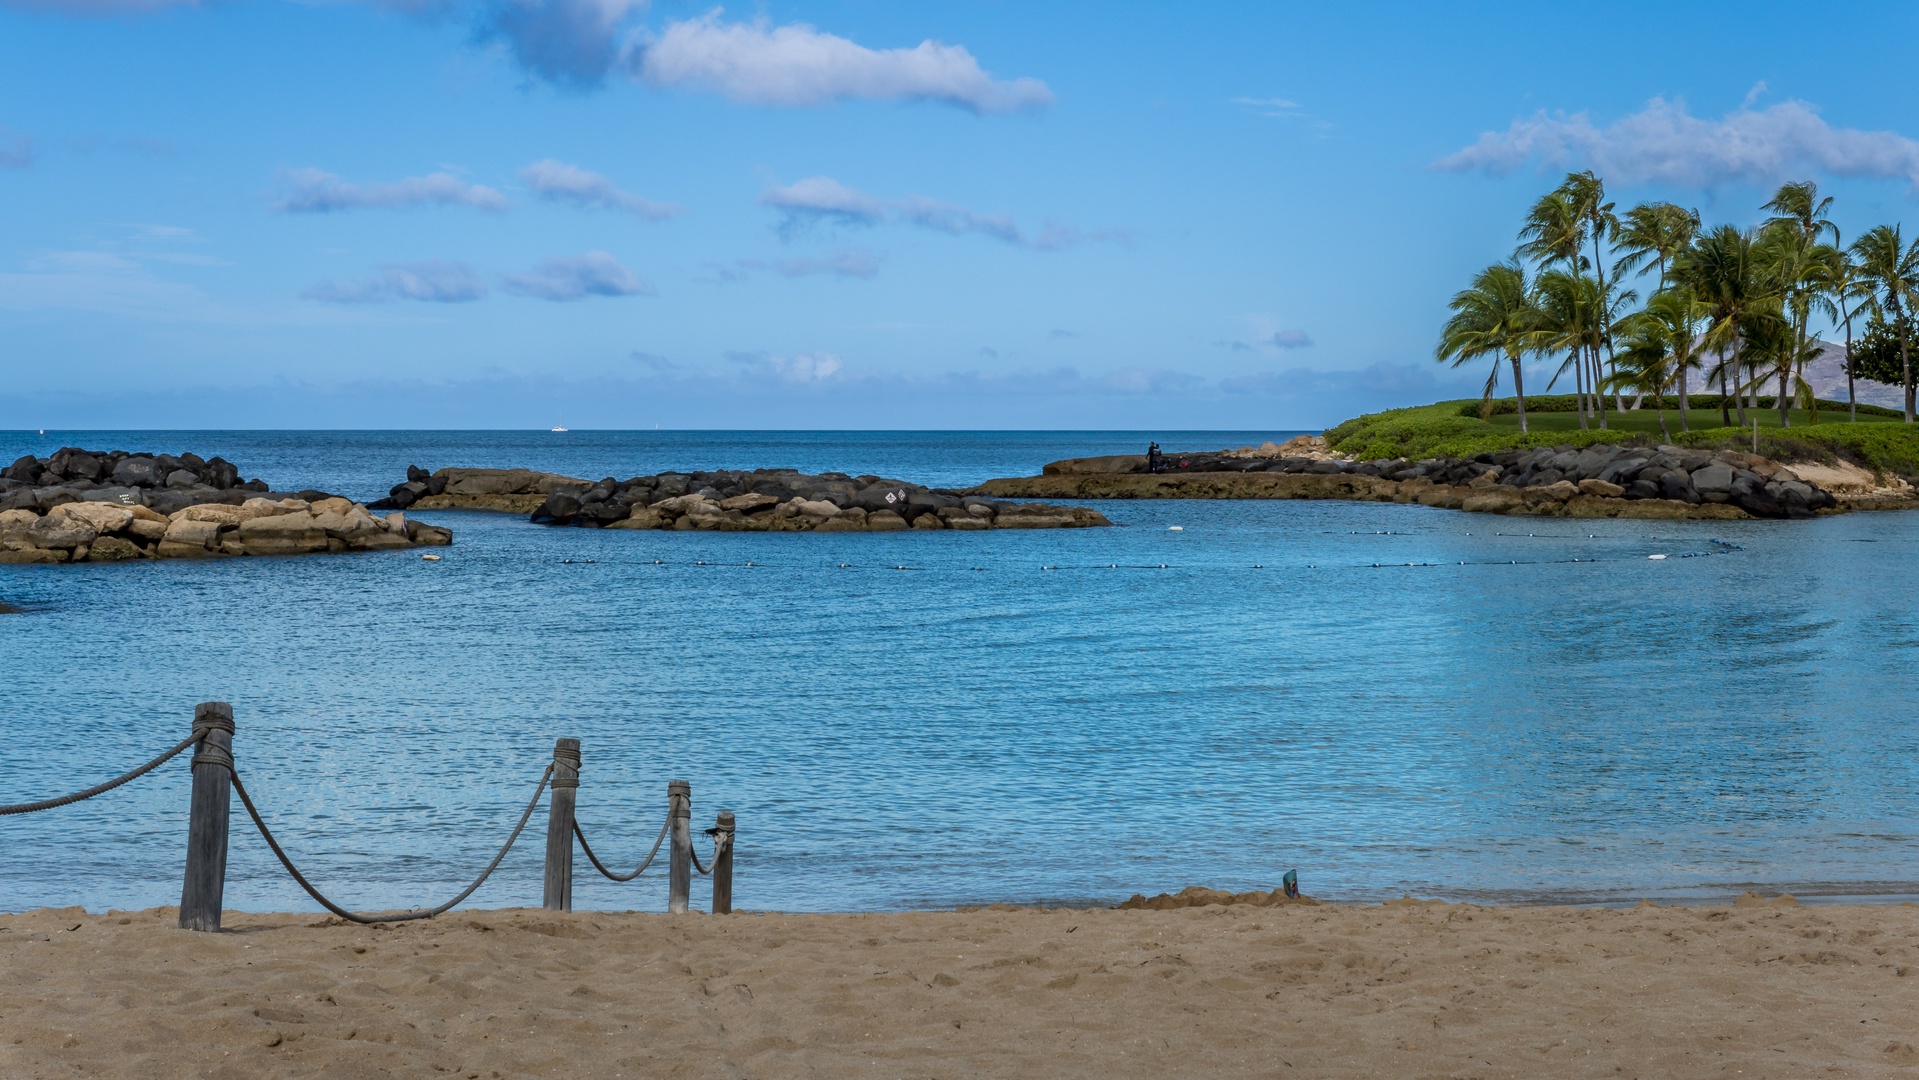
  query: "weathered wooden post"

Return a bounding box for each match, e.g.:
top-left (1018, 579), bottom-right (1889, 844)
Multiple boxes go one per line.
top-left (542, 737), bottom-right (580, 912)
top-left (710, 810), bottom-right (735, 915)
top-left (179, 701), bottom-right (234, 932)
top-left (668, 779), bottom-right (691, 914)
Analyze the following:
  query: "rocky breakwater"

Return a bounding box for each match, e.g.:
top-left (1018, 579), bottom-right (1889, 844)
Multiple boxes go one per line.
top-left (371, 466), bottom-right (589, 514)
top-left (980, 440), bottom-right (1856, 520)
top-left (0, 497), bottom-right (450, 564)
top-left (1, 446), bottom-right (340, 516)
top-left (514, 468), bottom-right (1112, 531)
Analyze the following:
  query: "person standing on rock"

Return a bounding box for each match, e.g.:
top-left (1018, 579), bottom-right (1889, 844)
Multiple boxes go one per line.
top-left (1147, 443), bottom-right (1162, 474)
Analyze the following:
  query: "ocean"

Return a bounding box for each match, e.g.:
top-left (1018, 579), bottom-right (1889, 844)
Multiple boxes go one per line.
top-left (3, 430), bottom-right (1918, 913)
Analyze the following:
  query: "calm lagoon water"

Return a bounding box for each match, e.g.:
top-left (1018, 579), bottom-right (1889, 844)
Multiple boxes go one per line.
top-left (3, 430), bottom-right (1918, 914)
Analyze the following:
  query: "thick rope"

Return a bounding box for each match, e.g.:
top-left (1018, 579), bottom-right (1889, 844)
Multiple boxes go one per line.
top-left (0, 732), bottom-right (201, 816)
top-left (689, 835), bottom-right (712, 876)
top-left (574, 814), bottom-right (669, 882)
top-left (231, 765), bottom-right (552, 924)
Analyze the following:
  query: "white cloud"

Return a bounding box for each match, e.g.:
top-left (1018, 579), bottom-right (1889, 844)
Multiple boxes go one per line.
top-left (275, 168), bottom-right (510, 213)
top-left (724, 348), bottom-right (843, 381)
top-left (633, 11), bottom-right (1052, 113)
top-left (1435, 96), bottom-right (1919, 187)
top-left (502, 251), bottom-right (652, 300)
top-left (0, 127), bottom-right (32, 168)
top-left (731, 247), bottom-right (882, 280)
top-left (760, 175), bottom-right (1116, 251)
top-left (304, 261), bottom-right (488, 304)
top-left (1216, 328), bottom-right (1313, 352)
top-left (519, 158), bottom-right (683, 218)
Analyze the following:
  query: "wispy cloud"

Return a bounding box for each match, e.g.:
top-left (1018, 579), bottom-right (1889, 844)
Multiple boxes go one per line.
top-left (1231, 95), bottom-right (1302, 119)
top-left (725, 348), bottom-right (843, 381)
top-left (633, 12), bottom-right (1052, 113)
top-left (760, 176), bottom-right (1118, 251)
top-left (732, 247), bottom-right (882, 280)
top-left (1435, 96), bottom-right (1919, 187)
top-left (502, 251), bottom-right (652, 300)
top-left (1216, 329), bottom-right (1314, 352)
top-left (303, 260), bottom-right (488, 304)
top-left (275, 167), bottom-right (509, 213)
top-left (519, 158), bottom-right (683, 218)
top-left (0, 127), bottom-right (34, 169)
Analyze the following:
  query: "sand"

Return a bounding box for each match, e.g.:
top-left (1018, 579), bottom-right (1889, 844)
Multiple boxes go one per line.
top-left (2, 897), bottom-right (1916, 1079)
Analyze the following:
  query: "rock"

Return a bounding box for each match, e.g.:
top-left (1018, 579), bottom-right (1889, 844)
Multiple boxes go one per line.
top-left (865, 510), bottom-right (910, 531)
top-left (26, 514), bottom-right (96, 550)
top-left (84, 536), bottom-right (144, 561)
top-left (2, 455), bottom-right (38, 482)
top-left (313, 507), bottom-right (384, 540)
top-left (533, 491), bottom-right (582, 523)
top-left (1659, 471), bottom-right (1702, 504)
top-left (855, 483), bottom-right (913, 514)
top-left (0, 547), bottom-right (66, 563)
top-left (110, 457), bottom-right (163, 487)
top-left (164, 469), bottom-right (200, 489)
top-left (237, 512), bottom-right (327, 555)
top-left (1042, 455), bottom-right (1148, 476)
top-left (1690, 463), bottom-right (1735, 493)
top-left (53, 502), bottom-right (135, 534)
top-left (911, 511), bottom-right (944, 529)
top-left (1528, 480), bottom-right (1579, 503)
top-left (162, 518), bottom-right (224, 549)
top-left (0, 488), bottom-right (38, 512)
top-left (1577, 479), bottom-right (1625, 498)
top-left (795, 499), bottom-right (842, 519)
top-left (1625, 479), bottom-right (1661, 500)
top-left (719, 493), bottom-right (779, 514)
top-left (610, 508), bottom-right (667, 530)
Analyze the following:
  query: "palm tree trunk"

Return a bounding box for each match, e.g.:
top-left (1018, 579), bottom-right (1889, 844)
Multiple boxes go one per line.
top-left (1778, 365), bottom-right (1791, 429)
top-left (1509, 352), bottom-right (1529, 434)
top-left (1844, 306), bottom-right (1857, 423)
top-left (1902, 304), bottom-right (1914, 423)
top-left (1678, 350), bottom-right (1691, 432)
top-left (1573, 351), bottom-right (1589, 430)
top-left (1720, 348), bottom-right (1732, 427)
top-left (1592, 345), bottom-right (1609, 429)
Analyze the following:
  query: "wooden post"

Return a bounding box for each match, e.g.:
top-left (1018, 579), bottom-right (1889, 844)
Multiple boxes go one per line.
top-left (179, 702), bottom-right (233, 932)
top-left (542, 737), bottom-right (580, 912)
top-left (668, 779), bottom-right (691, 914)
top-left (710, 810), bottom-right (735, 915)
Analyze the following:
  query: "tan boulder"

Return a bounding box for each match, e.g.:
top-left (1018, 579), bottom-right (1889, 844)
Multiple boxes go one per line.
top-left (794, 499), bottom-right (842, 518)
top-left (312, 508), bottom-right (383, 540)
top-left (309, 496), bottom-right (354, 516)
top-left (240, 497), bottom-right (293, 519)
top-left (0, 548), bottom-right (65, 564)
top-left (237, 511), bottom-right (326, 555)
top-left (129, 504), bottom-right (167, 523)
top-left (174, 504), bottom-right (247, 526)
top-left (1525, 480), bottom-right (1580, 503)
top-left (162, 518), bottom-right (223, 548)
top-left (0, 509), bottom-right (37, 537)
top-left (866, 510), bottom-right (909, 531)
top-left (348, 531), bottom-right (414, 551)
top-left (1461, 489), bottom-right (1524, 514)
top-left (1577, 479), bottom-right (1625, 498)
top-left (53, 502), bottom-right (134, 534)
top-left (911, 512), bottom-right (944, 529)
top-left (438, 468), bottom-right (587, 497)
top-left (126, 517), bottom-right (168, 541)
top-left (719, 493), bottom-right (779, 513)
top-left (157, 539), bottom-right (223, 559)
top-left (610, 509), bottom-right (667, 530)
top-left (27, 514), bottom-right (95, 550)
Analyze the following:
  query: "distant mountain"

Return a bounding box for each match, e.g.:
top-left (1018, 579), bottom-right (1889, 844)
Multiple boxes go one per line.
top-left (1798, 339), bottom-right (1906, 410)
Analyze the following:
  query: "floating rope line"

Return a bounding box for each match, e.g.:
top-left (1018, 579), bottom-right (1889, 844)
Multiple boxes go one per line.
top-left (0, 731), bottom-right (202, 817)
top-left (231, 764), bottom-right (553, 925)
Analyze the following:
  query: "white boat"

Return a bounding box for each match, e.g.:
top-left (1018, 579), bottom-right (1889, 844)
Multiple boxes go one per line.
top-left (550, 425), bottom-right (568, 432)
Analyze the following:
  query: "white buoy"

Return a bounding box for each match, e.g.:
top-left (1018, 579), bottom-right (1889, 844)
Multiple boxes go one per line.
top-left (1648, 554), bottom-right (1668, 560)
top-left (421, 554), bottom-right (441, 562)
top-left (1168, 525), bottom-right (1184, 532)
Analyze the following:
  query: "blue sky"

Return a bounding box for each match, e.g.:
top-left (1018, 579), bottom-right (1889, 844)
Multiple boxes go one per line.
top-left (4, 0), bottom-right (1919, 429)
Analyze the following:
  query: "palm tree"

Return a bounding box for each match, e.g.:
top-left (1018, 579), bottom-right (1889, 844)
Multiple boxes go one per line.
top-left (1613, 300), bottom-right (1683, 441)
top-left (1761, 182), bottom-right (1841, 427)
top-left (1437, 263), bottom-right (1537, 433)
top-left (1675, 225), bottom-right (1782, 429)
top-left (1518, 188), bottom-right (1606, 427)
top-left (1561, 171), bottom-right (1624, 413)
top-left (1532, 268), bottom-right (1609, 431)
top-left (1825, 247), bottom-right (1872, 421)
top-left (1614, 201), bottom-right (1700, 424)
top-left (1851, 224), bottom-right (1919, 422)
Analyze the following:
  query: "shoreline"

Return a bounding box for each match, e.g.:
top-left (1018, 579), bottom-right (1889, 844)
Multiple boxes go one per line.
top-left (5, 899), bottom-right (1913, 1077)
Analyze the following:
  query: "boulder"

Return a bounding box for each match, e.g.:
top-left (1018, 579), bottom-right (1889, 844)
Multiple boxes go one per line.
top-left (84, 536), bottom-right (144, 562)
top-left (865, 509), bottom-right (910, 531)
top-left (53, 502), bottom-right (135, 534)
top-left (174, 504), bottom-right (247, 527)
top-left (82, 486), bottom-right (144, 507)
top-left (0, 548), bottom-right (66, 564)
top-left (854, 483), bottom-right (913, 514)
top-left (1659, 471), bottom-right (1702, 504)
top-left (1690, 463), bottom-right (1735, 493)
top-left (165, 469), bottom-right (200, 489)
top-left (162, 518), bottom-right (223, 549)
top-left (237, 512), bottom-right (327, 555)
top-left (1041, 455), bottom-right (1148, 476)
top-left (110, 457), bottom-right (163, 487)
top-left (1576, 479), bottom-right (1625, 498)
top-left (719, 493), bottom-right (779, 514)
top-left (1526, 480), bottom-right (1579, 503)
top-left (911, 511), bottom-right (944, 529)
top-left (26, 515), bottom-right (96, 550)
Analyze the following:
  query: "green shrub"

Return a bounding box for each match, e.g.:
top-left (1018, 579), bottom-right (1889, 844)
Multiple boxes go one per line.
top-left (1459, 395), bottom-right (1905, 418)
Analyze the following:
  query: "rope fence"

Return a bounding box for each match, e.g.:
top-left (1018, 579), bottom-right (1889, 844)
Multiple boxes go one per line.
top-left (0, 702), bottom-right (737, 930)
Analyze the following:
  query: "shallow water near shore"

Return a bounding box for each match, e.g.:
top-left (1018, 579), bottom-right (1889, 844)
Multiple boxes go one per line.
top-left (3, 430), bottom-right (1919, 914)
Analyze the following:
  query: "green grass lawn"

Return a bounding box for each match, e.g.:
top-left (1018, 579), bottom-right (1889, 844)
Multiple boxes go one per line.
top-left (1324, 397), bottom-right (1919, 477)
top-left (1483, 404), bottom-right (1903, 434)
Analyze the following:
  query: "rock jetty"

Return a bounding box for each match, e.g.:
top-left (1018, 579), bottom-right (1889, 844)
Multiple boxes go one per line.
top-left (979, 440), bottom-right (1871, 520)
top-left (0, 448), bottom-right (451, 563)
top-left (372, 467), bottom-right (588, 514)
top-left (375, 466), bottom-right (1111, 531)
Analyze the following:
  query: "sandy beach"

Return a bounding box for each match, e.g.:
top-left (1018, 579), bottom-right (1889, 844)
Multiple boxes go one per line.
top-left (2, 896), bottom-right (1914, 1079)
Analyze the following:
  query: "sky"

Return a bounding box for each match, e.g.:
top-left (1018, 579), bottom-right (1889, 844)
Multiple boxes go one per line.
top-left (4, 0), bottom-right (1919, 430)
